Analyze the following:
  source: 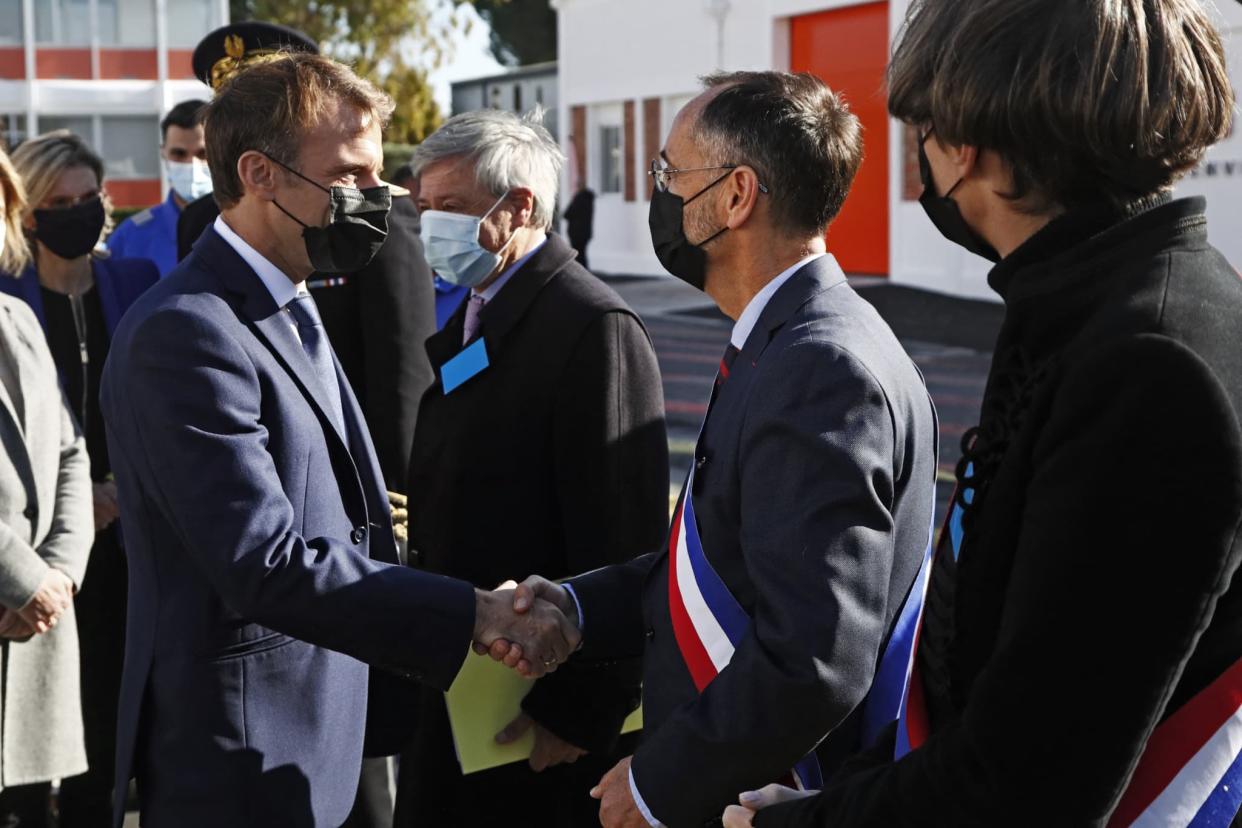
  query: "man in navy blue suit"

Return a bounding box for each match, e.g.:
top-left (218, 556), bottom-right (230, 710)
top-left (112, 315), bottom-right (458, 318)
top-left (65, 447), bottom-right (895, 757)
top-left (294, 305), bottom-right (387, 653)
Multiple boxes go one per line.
top-left (100, 53), bottom-right (577, 828)
top-left (500, 71), bottom-right (938, 828)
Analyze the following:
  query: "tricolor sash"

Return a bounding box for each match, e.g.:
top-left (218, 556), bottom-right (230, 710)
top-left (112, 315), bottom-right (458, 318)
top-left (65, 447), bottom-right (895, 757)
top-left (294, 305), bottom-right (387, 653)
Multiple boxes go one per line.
top-left (893, 475), bottom-right (1242, 827)
top-left (666, 466), bottom-right (936, 790)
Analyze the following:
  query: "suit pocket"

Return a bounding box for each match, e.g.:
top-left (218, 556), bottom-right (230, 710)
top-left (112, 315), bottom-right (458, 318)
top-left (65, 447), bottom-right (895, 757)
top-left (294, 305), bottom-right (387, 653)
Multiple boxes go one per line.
top-left (207, 630), bottom-right (296, 662)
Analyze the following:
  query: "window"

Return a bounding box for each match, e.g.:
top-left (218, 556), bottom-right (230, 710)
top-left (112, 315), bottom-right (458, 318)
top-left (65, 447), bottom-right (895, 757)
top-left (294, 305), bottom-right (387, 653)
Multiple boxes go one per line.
top-left (167, 0), bottom-right (225, 49)
top-left (0, 0), bottom-right (21, 45)
top-left (35, 0), bottom-right (90, 45)
top-left (100, 116), bottom-right (159, 179)
top-left (39, 115), bottom-right (94, 144)
top-left (600, 125), bottom-right (622, 194)
top-left (0, 115), bottom-right (26, 151)
top-left (98, 0), bottom-right (156, 47)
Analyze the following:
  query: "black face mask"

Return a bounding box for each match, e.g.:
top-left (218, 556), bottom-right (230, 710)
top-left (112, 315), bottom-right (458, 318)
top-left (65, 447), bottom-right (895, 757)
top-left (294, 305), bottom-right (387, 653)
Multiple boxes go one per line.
top-left (268, 156), bottom-right (391, 274)
top-left (648, 172), bottom-right (731, 291)
top-left (34, 197), bottom-right (106, 260)
top-left (917, 139), bottom-right (1000, 263)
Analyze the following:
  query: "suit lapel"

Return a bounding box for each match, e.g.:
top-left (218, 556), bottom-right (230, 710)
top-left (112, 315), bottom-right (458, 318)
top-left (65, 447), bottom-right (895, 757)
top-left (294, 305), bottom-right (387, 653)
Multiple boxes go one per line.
top-left (0, 306), bottom-right (27, 439)
top-left (199, 227), bottom-right (355, 452)
top-left (424, 236), bottom-right (577, 385)
top-left (651, 255), bottom-right (851, 569)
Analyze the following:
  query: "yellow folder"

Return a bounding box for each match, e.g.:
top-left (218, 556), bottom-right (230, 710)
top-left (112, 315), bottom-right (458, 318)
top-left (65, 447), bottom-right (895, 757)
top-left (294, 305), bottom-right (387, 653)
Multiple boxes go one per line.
top-left (445, 650), bottom-right (643, 774)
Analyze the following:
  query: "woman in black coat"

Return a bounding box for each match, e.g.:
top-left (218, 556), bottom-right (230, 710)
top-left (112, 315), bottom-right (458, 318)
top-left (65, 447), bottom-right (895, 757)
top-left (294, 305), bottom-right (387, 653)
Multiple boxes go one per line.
top-left (729, 1), bottom-right (1242, 826)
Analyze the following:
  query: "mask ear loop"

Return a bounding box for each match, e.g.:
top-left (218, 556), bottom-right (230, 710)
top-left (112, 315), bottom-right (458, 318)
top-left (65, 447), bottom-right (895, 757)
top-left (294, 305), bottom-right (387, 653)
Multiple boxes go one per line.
top-left (478, 191), bottom-right (521, 258)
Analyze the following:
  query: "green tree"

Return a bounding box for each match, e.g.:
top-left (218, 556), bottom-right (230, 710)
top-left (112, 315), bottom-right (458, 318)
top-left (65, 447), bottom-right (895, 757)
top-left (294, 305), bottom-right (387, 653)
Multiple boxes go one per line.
top-left (469, 0), bottom-right (557, 66)
top-left (227, 0), bottom-right (454, 144)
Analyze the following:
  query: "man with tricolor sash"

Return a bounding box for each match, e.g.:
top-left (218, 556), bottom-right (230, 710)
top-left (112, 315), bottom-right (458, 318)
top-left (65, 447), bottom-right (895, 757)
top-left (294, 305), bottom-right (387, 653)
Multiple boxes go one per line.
top-left (722, 1), bottom-right (1242, 827)
top-left (500, 71), bottom-right (939, 827)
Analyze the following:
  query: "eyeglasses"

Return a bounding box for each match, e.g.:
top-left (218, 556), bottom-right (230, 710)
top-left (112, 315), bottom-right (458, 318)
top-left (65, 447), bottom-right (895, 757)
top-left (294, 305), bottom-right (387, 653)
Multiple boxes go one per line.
top-left (648, 158), bottom-right (769, 194)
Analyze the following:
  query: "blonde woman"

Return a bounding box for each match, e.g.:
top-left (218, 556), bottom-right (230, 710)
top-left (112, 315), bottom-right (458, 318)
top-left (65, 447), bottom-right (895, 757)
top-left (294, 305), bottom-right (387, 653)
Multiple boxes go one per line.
top-left (0, 145), bottom-right (93, 826)
top-left (3, 132), bottom-right (156, 827)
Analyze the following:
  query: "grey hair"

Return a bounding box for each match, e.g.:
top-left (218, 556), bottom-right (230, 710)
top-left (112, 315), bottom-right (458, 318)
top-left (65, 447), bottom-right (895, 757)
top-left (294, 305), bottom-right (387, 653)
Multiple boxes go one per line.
top-left (411, 107), bottom-right (564, 230)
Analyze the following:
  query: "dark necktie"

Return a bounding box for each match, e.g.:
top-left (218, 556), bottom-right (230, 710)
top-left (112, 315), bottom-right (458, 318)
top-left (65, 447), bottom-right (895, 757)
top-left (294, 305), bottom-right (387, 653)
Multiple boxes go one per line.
top-left (286, 293), bottom-right (345, 435)
top-left (716, 343), bottom-right (741, 388)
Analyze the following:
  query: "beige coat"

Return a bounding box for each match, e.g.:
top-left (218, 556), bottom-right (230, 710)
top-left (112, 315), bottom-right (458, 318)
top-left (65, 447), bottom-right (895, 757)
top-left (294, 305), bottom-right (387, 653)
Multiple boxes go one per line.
top-left (0, 292), bottom-right (92, 788)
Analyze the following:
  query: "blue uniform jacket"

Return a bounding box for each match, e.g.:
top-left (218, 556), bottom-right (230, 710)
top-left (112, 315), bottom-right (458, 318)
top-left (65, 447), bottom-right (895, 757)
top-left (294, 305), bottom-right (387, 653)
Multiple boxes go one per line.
top-left (0, 255), bottom-right (159, 338)
top-left (433, 274), bottom-right (468, 330)
top-left (107, 191), bottom-right (181, 278)
top-left (100, 226), bottom-right (476, 828)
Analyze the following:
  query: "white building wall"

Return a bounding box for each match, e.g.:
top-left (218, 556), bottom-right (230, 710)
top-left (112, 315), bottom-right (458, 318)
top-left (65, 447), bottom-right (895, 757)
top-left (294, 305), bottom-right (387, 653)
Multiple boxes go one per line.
top-left (556, 0), bottom-right (1242, 297)
top-left (1174, 1), bottom-right (1242, 272)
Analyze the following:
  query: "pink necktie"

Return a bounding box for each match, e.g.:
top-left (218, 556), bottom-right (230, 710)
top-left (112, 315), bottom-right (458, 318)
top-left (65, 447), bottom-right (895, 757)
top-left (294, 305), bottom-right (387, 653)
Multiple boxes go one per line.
top-left (462, 294), bottom-right (486, 345)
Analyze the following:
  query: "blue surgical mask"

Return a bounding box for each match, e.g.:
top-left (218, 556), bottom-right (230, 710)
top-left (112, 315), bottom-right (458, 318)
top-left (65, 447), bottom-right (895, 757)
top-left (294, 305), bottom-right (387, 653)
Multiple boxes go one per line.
top-left (166, 159), bottom-right (213, 202)
top-left (419, 193), bottom-right (516, 288)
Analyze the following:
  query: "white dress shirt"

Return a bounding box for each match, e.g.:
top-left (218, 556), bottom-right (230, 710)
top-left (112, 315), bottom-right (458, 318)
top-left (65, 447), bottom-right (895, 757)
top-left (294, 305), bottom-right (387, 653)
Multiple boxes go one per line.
top-left (213, 215), bottom-right (308, 339)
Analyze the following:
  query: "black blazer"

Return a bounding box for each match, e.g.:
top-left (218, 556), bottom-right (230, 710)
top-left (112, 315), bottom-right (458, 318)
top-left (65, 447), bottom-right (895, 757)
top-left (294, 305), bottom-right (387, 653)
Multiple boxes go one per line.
top-left (570, 255), bottom-right (939, 827)
top-left (759, 198), bottom-right (1242, 826)
top-left (309, 196), bottom-right (435, 491)
top-left (177, 195), bottom-right (435, 492)
top-left (399, 233), bottom-right (668, 811)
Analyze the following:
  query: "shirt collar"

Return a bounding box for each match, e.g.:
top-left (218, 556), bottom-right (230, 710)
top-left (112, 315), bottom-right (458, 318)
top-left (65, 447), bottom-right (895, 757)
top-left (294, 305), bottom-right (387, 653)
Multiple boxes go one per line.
top-left (474, 233), bottom-right (547, 303)
top-left (213, 214), bottom-right (302, 309)
top-left (730, 252), bottom-right (826, 350)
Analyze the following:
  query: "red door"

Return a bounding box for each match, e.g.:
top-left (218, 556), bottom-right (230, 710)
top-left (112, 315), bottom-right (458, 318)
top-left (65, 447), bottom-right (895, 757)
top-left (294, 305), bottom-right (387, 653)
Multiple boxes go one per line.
top-left (791, 3), bottom-right (889, 275)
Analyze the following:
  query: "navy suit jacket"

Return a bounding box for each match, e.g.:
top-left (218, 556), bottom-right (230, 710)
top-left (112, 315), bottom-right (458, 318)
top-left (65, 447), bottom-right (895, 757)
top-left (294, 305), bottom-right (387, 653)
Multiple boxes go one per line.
top-left (569, 256), bottom-right (939, 827)
top-left (100, 227), bottom-right (477, 827)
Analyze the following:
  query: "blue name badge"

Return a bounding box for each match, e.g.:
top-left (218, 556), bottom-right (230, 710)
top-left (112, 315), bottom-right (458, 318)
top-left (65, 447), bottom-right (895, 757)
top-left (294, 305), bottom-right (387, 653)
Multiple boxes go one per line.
top-left (441, 339), bottom-right (489, 394)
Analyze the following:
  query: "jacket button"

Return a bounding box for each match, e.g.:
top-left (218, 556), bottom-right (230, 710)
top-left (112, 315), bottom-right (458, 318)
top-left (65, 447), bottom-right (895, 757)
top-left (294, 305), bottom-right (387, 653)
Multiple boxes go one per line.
top-left (645, 628), bottom-right (655, 641)
top-left (22, 505), bottom-right (35, 520)
top-left (695, 456), bottom-right (707, 471)
top-left (350, 527), bottom-right (366, 544)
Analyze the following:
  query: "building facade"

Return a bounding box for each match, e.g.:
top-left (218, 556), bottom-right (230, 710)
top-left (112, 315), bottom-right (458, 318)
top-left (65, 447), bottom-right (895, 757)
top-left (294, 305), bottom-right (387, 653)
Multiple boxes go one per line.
top-left (0, 0), bottom-right (225, 208)
top-left (553, 0), bottom-right (1242, 299)
top-left (451, 61), bottom-right (559, 140)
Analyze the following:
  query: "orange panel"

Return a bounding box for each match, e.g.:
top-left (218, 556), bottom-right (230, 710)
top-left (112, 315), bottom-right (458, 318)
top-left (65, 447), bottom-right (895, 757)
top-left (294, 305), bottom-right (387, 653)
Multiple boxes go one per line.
top-left (0, 48), bottom-right (25, 80)
top-left (791, 2), bottom-right (889, 276)
top-left (168, 49), bottom-right (196, 81)
top-left (105, 179), bottom-right (162, 210)
top-left (100, 49), bottom-right (158, 80)
top-left (36, 48), bottom-right (92, 80)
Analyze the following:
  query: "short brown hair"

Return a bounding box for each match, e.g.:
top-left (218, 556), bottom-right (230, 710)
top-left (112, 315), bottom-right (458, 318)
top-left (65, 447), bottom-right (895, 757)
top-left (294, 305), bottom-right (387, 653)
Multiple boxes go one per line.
top-left (695, 71), bottom-right (863, 236)
top-left (888, 0), bottom-right (1235, 211)
top-left (203, 52), bottom-right (395, 209)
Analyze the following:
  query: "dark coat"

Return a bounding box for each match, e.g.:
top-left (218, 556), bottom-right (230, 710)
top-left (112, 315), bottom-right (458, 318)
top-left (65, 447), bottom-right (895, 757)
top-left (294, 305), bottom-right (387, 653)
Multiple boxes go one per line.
top-left (396, 233), bottom-right (669, 826)
top-left (309, 196), bottom-right (436, 492)
top-left (569, 255), bottom-right (939, 827)
top-left (100, 226), bottom-right (477, 828)
top-left (757, 196), bottom-right (1242, 826)
top-left (177, 195), bottom-right (435, 492)
top-left (175, 192), bottom-right (216, 263)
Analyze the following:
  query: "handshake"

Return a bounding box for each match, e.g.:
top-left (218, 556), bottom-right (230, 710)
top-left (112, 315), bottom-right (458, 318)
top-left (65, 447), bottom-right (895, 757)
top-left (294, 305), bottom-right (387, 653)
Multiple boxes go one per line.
top-left (0, 567), bottom-right (76, 641)
top-left (470, 576), bottom-right (579, 678)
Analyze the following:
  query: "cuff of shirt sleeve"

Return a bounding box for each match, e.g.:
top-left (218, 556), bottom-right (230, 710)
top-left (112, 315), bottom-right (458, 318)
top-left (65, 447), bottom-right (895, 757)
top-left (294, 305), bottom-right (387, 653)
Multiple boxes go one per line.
top-left (562, 582), bottom-right (585, 632)
top-left (630, 765), bottom-right (664, 828)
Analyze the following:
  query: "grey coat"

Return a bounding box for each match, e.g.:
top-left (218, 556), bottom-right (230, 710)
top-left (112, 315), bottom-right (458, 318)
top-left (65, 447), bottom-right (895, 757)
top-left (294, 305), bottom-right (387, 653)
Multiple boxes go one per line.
top-left (0, 292), bottom-right (92, 789)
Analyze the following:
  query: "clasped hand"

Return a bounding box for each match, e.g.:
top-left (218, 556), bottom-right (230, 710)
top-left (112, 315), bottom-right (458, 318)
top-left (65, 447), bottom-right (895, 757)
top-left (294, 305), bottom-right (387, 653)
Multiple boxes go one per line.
top-left (0, 567), bottom-right (75, 639)
top-left (471, 577), bottom-right (580, 679)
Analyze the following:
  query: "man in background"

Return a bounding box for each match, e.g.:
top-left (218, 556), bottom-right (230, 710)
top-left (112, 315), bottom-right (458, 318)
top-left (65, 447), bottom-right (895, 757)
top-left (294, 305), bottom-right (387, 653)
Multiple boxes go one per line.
top-left (107, 99), bottom-right (209, 277)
